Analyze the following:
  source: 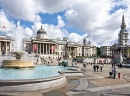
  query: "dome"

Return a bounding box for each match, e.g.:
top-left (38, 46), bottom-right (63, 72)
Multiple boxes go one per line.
top-left (37, 25), bottom-right (47, 34)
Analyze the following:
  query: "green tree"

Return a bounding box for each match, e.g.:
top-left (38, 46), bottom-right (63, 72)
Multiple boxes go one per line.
top-left (97, 47), bottom-right (101, 56)
top-left (126, 48), bottom-right (130, 58)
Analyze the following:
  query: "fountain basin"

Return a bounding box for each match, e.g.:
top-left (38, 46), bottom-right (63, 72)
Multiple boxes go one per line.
top-left (2, 60), bottom-right (34, 68)
top-left (0, 72), bottom-right (67, 92)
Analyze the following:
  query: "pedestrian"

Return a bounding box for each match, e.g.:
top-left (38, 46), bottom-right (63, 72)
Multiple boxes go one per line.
top-left (96, 65), bottom-right (99, 72)
top-left (112, 68), bottom-right (117, 79)
top-left (120, 63), bottom-right (122, 69)
top-left (118, 63), bottom-right (120, 68)
top-left (100, 64), bottom-right (103, 72)
top-left (93, 65), bottom-right (96, 72)
top-left (111, 63), bottom-right (114, 69)
top-left (118, 72), bottom-right (121, 79)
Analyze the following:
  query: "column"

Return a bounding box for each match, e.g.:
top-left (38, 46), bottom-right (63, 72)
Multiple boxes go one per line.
top-left (9, 42), bottom-right (11, 51)
top-left (40, 43), bottom-right (41, 54)
top-left (36, 43), bottom-right (38, 54)
top-left (32, 43), bottom-right (34, 53)
top-left (49, 44), bottom-right (50, 54)
top-left (122, 49), bottom-right (124, 56)
top-left (0, 42), bottom-right (1, 55)
top-left (46, 43), bottom-right (47, 54)
top-left (5, 42), bottom-right (7, 55)
top-left (43, 43), bottom-right (44, 54)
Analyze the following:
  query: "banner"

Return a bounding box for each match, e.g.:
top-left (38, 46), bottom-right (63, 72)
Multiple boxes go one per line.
top-left (34, 44), bottom-right (36, 51)
top-left (51, 45), bottom-right (55, 53)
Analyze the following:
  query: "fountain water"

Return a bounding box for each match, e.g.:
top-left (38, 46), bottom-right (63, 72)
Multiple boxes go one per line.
top-left (1, 22), bottom-right (34, 68)
top-left (0, 23), bottom-right (67, 92)
top-left (14, 21), bottom-right (24, 51)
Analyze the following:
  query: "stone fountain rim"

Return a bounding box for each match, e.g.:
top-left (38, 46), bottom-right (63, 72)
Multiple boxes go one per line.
top-left (0, 72), bottom-right (64, 82)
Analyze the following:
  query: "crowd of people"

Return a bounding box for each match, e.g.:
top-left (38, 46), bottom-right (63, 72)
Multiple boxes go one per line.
top-left (81, 61), bottom-right (123, 79)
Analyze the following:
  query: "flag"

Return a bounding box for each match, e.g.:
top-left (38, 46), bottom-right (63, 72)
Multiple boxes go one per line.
top-left (3, 26), bottom-right (6, 28)
top-left (34, 44), bottom-right (36, 51)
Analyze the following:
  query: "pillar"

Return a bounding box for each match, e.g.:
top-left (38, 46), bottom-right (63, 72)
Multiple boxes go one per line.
top-left (36, 43), bottom-right (38, 54)
top-left (0, 42), bottom-right (1, 55)
top-left (32, 43), bottom-right (34, 53)
top-left (40, 43), bottom-right (41, 54)
top-left (49, 44), bottom-right (50, 54)
top-left (5, 42), bottom-right (7, 55)
top-left (46, 43), bottom-right (47, 54)
top-left (43, 43), bottom-right (44, 54)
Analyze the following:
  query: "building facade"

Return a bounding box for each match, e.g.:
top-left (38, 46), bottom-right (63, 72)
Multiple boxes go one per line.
top-left (0, 26), bottom-right (97, 57)
top-left (23, 26), bottom-right (97, 58)
top-left (100, 46), bottom-right (112, 57)
top-left (100, 14), bottom-right (130, 58)
top-left (0, 35), bottom-right (13, 55)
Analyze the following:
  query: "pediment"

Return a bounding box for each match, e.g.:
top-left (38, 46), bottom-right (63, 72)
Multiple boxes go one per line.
top-left (110, 44), bottom-right (121, 50)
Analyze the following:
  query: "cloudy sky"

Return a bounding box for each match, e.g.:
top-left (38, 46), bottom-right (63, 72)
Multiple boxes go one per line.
top-left (0, 0), bottom-right (129, 47)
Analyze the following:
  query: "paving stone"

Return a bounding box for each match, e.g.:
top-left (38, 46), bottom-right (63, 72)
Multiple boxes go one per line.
top-left (43, 90), bottom-right (67, 96)
top-left (20, 91), bottom-right (43, 96)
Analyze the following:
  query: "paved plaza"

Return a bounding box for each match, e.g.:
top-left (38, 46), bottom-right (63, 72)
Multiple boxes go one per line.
top-left (0, 61), bottom-right (130, 96)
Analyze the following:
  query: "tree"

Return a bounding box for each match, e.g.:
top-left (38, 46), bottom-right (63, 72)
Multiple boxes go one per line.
top-left (96, 47), bottom-right (101, 56)
top-left (126, 48), bottom-right (130, 58)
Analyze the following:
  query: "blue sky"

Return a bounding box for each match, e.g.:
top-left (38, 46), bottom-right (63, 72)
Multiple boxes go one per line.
top-left (0, 0), bottom-right (129, 47)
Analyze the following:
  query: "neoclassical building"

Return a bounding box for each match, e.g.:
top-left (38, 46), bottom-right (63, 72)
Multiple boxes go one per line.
top-left (110, 14), bottom-right (130, 57)
top-left (0, 26), bottom-right (97, 57)
top-left (0, 35), bottom-right (13, 55)
top-left (100, 14), bottom-right (130, 58)
top-left (23, 26), bottom-right (97, 58)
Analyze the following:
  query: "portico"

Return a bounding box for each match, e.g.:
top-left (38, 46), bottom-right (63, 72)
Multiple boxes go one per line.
top-left (0, 36), bottom-right (12, 55)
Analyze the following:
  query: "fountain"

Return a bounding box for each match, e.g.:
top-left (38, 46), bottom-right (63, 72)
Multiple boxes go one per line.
top-left (0, 22), bottom-right (67, 92)
top-left (1, 22), bottom-right (34, 68)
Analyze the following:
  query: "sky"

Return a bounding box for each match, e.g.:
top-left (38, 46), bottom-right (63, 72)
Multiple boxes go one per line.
top-left (0, 0), bottom-right (129, 47)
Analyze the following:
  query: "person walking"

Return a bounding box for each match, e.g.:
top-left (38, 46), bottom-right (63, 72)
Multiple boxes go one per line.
top-left (96, 65), bottom-right (99, 72)
top-left (118, 72), bottom-right (121, 79)
top-left (112, 68), bottom-right (117, 79)
top-left (93, 65), bottom-right (96, 72)
top-left (100, 64), bottom-right (103, 72)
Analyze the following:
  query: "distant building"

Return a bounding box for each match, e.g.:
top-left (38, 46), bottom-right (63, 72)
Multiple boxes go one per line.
top-left (23, 25), bottom-right (97, 58)
top-left (100, 46), bottom-right (112, 57)
top-left (110, 14), bottom-right (130, 57)
top-left (0, 35), bottom-right (13, 55)
top-left (0, 26), bottom-right (97, 57)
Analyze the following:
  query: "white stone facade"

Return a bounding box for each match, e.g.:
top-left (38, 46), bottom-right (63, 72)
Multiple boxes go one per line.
top-left (0, 27), bottom-right (97, 57)
top-left (100, 46), bottom-right (112, 56)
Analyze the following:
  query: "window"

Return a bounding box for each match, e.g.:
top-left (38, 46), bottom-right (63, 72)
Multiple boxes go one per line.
top-left (125, 35), bottom-right (127, 38)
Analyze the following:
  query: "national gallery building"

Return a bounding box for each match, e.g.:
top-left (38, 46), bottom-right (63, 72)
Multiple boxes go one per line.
top-left (0, 26), bottom-right (97, 58)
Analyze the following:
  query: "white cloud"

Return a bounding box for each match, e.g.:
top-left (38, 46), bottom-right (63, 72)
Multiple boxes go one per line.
top-left (31, 19), bottom-right (65, 40)
top-left (1, 0), bottom-right (130, 47)
top-left (0, 10), bottom-right (15, 32)
top-left (0, 0), bottom-right (79, 22)
top-left (37, 0), bottom-right (80, 14)
top-left (69, 33), bottom-right (87, 43)
top-left (65, 0), bottom-right (130, 46)
top-left (0, 0), bottom-right (41, 22)
top-left (57, 15), bottom-right (65, 28)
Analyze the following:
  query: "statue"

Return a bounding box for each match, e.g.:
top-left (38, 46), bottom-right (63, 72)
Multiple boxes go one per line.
top-left (83, 38), bottom-right (86, 45)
